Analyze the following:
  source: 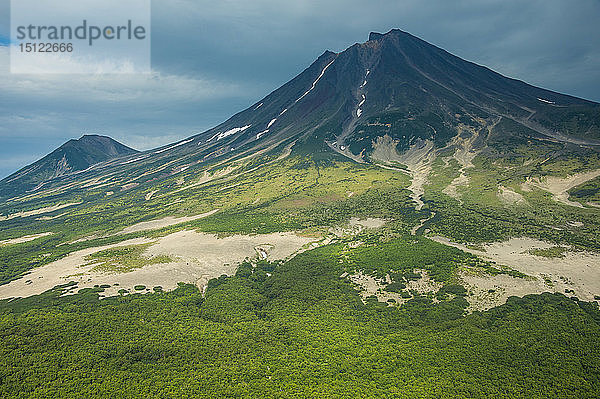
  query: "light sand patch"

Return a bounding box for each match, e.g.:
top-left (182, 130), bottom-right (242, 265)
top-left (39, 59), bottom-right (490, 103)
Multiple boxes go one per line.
top-left (107, 230), bottom-right (315, 296)
top-left (349, 217), bottom-right (385, 229)
top-left (82, 176), bottom-right (113, 188)
top-left (497, 186), bottom-right (526, 205)
top-left (458, 270), bottom-right (554, 312)
top-left (0, 230), bottom-right (317, 300)
top-left (119, 209), bottom-right (219, 234)
top-left (145, 190), bottom-right (159, 201)
top-left (0, 232), bottom-right (53, 246)
top-left (36, 212), bottom-right (70, 221)
top-left (121, 183), bottom-right (139, 191)
top-left (65, 235), bottom-right (101, 245)
top-left (348, 269), bottom-right (442, 306)
top-left (370, 134), bottom-right (405, 165)
top-left (0, 202), bottom-right (80, 221)
top-left (406, 269), bottom-right (444, 295)
top-left (174, 166), bottom-right (238, 193)
top-left (0, 237), bottom-right (154, 300)
top-left (441, 126), bottom-right (480, 203)
top-left (330, 217), bottom-right (385, 237)
top-left (431, 236), bottom-right (600, 310)
top-left (371, 137), bottom-right (436, 210)
top-left (442, 174), bottom-right (469, 201)
top-left (402, 140), bottom-right (436, 210)
top-left (522, 169), bottom-right (600, 208)
top-left (349, 272), bottom-right (399, 304)
top-left (452, 129), bottom-right (478, 169)
top-left (144, 230), bottom-right (313, 265)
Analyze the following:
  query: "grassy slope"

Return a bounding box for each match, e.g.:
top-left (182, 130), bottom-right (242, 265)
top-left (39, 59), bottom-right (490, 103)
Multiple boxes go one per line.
top-left (422, 137), bottom-right (600, 248)
top-left (0, 156), bottom-right (416, 285)
top-left (1, 133), bottom-right (600, 397)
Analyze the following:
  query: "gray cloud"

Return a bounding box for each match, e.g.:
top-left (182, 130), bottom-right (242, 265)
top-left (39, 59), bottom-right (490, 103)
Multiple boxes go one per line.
top-left (0, 0), bottom-right (599, 178)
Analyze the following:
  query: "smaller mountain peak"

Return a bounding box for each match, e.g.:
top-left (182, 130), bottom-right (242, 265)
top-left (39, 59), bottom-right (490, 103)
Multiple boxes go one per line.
top-left (79, 134), bottom-right (104, 140)
top-left (0, 133), bottom-right (138, 193)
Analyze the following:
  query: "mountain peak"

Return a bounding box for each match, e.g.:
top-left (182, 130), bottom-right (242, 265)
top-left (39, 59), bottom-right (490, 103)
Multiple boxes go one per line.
top-left (368, 29), bottom-right (409, 42)
top-left (0, 135), bottom-right (138, 196)
top-left (197, 28), bottom-right (598, 162)
top-left (4, 29), bottom-right (598, 201)
top-left (79, 134), bottom-right (103, 140)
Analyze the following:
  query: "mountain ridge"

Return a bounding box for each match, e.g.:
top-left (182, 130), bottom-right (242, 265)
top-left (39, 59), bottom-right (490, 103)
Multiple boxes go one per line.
top-left (0, 134), bottom-right (138, 197)
top-left (1, 29), bottom-right (599, 201)
top-left (181, 28), bottom-right (599, 163)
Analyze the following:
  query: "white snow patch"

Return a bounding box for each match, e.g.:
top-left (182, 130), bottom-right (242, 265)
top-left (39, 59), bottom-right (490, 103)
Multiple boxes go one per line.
top-left (256, 130), bottom-right (269, 139)
top-left (154, 138), bottom-right (195, 154)
top-left (358, 94), bottom-right (366, 107)
top-left (120, 155), bottom-right (148, 165)
top-left (356, 93), bottom-right (365, 117)
top-left (207, 125), bottom-right (252, 142)
top-left (537, 98), bottom-right (555, 104)
top-left (267, 118), bottom-right (277, 128)
top-left (359, 70), bottom-right (370, 88)
top-left (220, 125), bottom-right (252, 139)
top-left (294, 58), bottom-right (336, 103)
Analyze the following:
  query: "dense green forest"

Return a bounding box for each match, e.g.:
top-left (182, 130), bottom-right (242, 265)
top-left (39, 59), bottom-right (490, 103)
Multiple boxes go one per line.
top-left (1, 242), bottom-right (600, 398)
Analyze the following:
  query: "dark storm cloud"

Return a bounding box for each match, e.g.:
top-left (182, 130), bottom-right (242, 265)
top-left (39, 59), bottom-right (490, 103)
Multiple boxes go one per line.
top-left (150, 0), bottom-right (600, 100)
top-left (0, 0), bottom-right (599, 178)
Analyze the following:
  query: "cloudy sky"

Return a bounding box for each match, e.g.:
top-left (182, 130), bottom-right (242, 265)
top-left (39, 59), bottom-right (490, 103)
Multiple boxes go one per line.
top-left (1, 0), bottom-right (599, 178)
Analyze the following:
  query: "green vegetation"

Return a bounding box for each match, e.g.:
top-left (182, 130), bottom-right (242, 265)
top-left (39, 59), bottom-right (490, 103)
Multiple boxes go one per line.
top-left (528, 246), bottom-right (570, 259)
top-left (341, 233), bottom-right (525, 283)
top-left (422, 139), bottom-right (600, 249)
top-left (0, 157), bottom-right (418, 286)
top-left (569, 176), bottom-right (600, 204)
top-left (85, 244), bottom-right (172, 273)
top-left (0, 117), bottom-right (599, 397)
top-left (344, 234), bottom-right (474, 282)
top-left (1, 243), bottom-right (600, 398)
